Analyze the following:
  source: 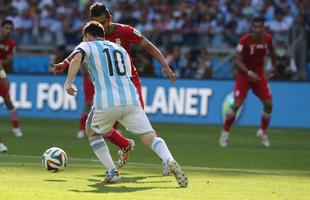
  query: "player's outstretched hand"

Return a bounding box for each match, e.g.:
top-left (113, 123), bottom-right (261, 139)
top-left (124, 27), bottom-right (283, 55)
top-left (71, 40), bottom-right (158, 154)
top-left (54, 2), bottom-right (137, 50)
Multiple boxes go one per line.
top-left (51, 61), bottom-right (69, 75)
top-left (162, 67), bottom-right (176, 83)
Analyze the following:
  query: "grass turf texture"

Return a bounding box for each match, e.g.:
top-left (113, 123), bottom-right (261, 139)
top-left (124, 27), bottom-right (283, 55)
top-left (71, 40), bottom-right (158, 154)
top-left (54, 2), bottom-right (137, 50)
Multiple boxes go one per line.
top-left (0, 118), bottom-right (310, 200)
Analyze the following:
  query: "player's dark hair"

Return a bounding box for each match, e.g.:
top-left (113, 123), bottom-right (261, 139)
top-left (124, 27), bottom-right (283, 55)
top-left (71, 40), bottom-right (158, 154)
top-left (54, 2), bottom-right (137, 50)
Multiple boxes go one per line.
top-left (83, 21), bottom-right (105, 38)
top-left (1, 19), bottom-right (14, 27)
top-left (251, 17), bottom-right (265, 25)
top-left (90, 3), bottom-right (110, 19)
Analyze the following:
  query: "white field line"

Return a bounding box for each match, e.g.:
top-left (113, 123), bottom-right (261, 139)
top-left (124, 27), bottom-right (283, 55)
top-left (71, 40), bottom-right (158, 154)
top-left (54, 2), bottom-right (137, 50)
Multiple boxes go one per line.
top-left (1, 154), bottom-right (308, 176)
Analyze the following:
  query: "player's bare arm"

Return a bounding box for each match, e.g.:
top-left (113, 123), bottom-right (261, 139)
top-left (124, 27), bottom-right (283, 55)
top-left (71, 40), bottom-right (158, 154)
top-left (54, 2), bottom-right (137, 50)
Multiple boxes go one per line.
top-left (0, 60), bottom-right (9, 87)
top-left (52, 51), bottom-right (76, 75)
top-left (235, 51), bottom-right (259, 82)
top-left (140, 38), bottom-right (176, 83)
top-left (1, 55), bottom-right (13, 67)
top-left (65, 52), bottom-right (82, 96)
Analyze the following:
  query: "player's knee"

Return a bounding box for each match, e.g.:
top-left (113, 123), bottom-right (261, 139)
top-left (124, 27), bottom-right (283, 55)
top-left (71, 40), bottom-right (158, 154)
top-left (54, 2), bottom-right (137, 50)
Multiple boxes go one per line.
top-left (140, 131), bottom-right (157, 146)
top-left (232, 100), bottom-right (242, 110)
top-left (264, 101), bottom-right (273, 113)
top-left (85, 127), bottom-right (96, 138)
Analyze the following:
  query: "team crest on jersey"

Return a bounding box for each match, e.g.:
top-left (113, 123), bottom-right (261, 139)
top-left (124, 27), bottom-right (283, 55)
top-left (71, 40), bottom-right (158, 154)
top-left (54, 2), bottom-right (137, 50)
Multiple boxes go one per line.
top-left (115, 38), bottom-right (121, 45)
top-left (133, 28), bottom-right (142, 37)
top-left (0, 44), bottom-right (9, 51)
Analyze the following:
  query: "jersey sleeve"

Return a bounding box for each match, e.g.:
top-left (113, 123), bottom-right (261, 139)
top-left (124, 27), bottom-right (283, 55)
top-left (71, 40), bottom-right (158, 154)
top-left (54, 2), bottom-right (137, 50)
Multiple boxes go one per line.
top-left (7, 39), bottom-right (16, 56)
top-left (236, 36), bottom-right (247, 54)
top-left (123, 49), bottom-right (132, 77)
top-left (74, 42), bottom-right (90, 62)
top-left (125, 25), bottom-right (144, 45)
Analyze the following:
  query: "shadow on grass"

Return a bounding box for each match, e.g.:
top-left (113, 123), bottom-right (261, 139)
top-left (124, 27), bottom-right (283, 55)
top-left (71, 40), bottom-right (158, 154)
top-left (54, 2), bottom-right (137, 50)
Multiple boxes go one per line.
top-left (44, 179), bottom-right (67, 182)
top-left (69, 174), bottom-right (177, 193)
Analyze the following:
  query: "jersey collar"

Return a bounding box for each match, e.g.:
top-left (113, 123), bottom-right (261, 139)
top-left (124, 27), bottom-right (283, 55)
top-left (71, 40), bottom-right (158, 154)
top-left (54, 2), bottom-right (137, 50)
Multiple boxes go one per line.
top-left (251, 33), bottom-right (263, 41)
top-left (106, 23), bottom-right (116, 35)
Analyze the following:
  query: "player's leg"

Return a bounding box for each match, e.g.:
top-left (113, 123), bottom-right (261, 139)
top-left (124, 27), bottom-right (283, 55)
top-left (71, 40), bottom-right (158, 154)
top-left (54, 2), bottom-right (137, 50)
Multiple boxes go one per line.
top-left (120, 105), bottom-right (188, 187)
top-left (220, 76), bottom-right (249, 147)
top-left (0, 75), bottom-right (23, 137)
top-left (76, 101), bottom-right (91, 138)
top-left (253, 78), bottom-right (272, 147)
top-left (116, 79), bottom-right (145, 168)
top-left (85, 107), bottom-right (122, 184)
top-left (79, 75), bottom-right (133, 153)
top-left (77, 75), bottom-right (94, 138)
top-left (219, 98), bottom-right (243, 147)
top-left (131, 80), bottom-right (170, 175)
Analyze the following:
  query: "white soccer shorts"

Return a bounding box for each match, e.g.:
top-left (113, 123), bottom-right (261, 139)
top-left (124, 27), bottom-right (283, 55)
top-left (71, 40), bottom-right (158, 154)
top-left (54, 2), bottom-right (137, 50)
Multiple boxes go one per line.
top-left (86, 105), bottom-right (154, 135)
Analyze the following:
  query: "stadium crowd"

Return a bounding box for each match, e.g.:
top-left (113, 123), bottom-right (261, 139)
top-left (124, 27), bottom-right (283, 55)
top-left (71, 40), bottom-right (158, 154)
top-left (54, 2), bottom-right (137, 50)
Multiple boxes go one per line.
top-left (0, 0), bottom-right (309, 80)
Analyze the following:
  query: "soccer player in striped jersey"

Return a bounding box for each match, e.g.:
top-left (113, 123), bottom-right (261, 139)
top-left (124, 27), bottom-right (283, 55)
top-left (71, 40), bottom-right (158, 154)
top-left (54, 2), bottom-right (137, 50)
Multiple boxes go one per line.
top-left (52, 3), bottom-right (175, 175)
top-left (219, 17), bottom-right (276, 148)
top-left (65, 21), bottom-right (187, 187)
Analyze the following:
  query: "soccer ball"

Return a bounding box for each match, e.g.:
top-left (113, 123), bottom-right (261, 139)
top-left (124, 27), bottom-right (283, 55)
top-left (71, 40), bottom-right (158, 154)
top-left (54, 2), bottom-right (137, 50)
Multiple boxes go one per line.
top-left (42, 147), bottom-right (68, 173)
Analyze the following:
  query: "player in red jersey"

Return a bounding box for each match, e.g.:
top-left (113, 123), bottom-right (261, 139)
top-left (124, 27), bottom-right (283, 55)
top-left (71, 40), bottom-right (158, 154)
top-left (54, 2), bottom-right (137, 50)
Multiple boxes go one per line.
top-left (219, 17), bottom-right (276, 148)
top-left (52, 3), bottom-right (175, 174)
top-left (0, 20), bottom-right (24, 148)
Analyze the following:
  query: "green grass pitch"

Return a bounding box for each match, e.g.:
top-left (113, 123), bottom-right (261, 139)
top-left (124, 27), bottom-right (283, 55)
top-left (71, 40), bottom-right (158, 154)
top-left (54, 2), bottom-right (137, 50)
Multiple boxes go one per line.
top-left (0, 118), bottom-right (310, 200)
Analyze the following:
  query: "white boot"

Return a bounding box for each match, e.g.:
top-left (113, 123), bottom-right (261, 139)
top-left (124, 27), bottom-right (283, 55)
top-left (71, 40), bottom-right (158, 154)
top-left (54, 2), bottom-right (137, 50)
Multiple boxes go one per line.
top-left (0, 143), bottom-right (8, 153)
top-left (168, 159), bottom-right (188, 187)
top-left (12, 128), bottom-right (23, 137)
top-left (76, 130), bottom-right (85, 139)
top-left (257, 129), bottom-right (270, 147)
top-left (219, 130), bottom-right (229, 148)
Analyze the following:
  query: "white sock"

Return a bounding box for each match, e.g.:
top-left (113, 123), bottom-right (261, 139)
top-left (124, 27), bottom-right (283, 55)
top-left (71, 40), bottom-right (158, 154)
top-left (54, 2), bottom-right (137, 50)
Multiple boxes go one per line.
top-left (151, 137), bottom-right (173, 165)
top-left (89, 135), bottom-right (116, 172)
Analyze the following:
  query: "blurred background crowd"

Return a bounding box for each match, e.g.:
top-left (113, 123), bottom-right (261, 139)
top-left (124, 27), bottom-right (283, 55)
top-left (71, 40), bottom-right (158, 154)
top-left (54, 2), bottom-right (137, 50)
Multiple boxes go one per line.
top-left (1, 0), bottom-right (310, 80)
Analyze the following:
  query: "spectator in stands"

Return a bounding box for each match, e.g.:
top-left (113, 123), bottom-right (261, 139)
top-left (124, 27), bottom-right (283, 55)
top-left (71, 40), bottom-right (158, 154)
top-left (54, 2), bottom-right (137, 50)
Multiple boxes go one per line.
top-left (166, 11), bottom-right (184, 45)
top-left (15, 11), bottom-right (33, 45)
top-left (198, 13), bottom-right (212, 47)
top-left (266, 8), bottom-right (293, 44)
top-left (183, 49), bottom-right (200, 78)
top-left (196, 48), bottom-right (212, 79)
top-left (209, 14), bottom-right (226, 47)
top-left (165, 45), bottom-right (186, 78)
top-left (11, 0), bottom-right (29, 14)
top-left (39, 5), bottom-right (65, 46)
top-left (182, 13), bottom-right (199, 46)
top-left (224, 12), bottom-right (239, 46)
top-left (266, 41), bottom-right (297, 80)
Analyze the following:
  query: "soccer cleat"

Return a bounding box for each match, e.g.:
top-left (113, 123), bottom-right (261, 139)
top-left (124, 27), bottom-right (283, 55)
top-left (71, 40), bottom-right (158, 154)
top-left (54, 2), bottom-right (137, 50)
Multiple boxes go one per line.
top-left (0, 143), bottom-right (8, 153)
top-left (256, 129), bottom-right (271, 147)
top-left (162, 160), bottom-right (170, 176)
top-left (12, 128), bottom-right (23, 137)
top-left (168, 159), bottom-right (188, 188)
top-left (118, 139), bottom-right (135, 168)
top-left (101, 169), bottom-right (121, 184)
top-left (219, 130), bottom-right (229, 148)
top-left (76, 130), bottom-right (85, 139)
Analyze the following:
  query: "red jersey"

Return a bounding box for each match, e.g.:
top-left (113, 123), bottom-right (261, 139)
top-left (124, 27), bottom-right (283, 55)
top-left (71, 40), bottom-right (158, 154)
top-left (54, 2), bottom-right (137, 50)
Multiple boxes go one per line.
top-left (236, 33), bottom-right (273, 76)
top-left (105, 23), bottom-right (144, 84)
top-left (0, 37), bottom-right (16, 60)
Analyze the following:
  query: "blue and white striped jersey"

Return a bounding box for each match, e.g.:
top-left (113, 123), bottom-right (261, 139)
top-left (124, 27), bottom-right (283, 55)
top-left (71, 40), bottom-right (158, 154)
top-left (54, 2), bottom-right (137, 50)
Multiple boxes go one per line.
top-left (74, 40), bottom-right (140, 109)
